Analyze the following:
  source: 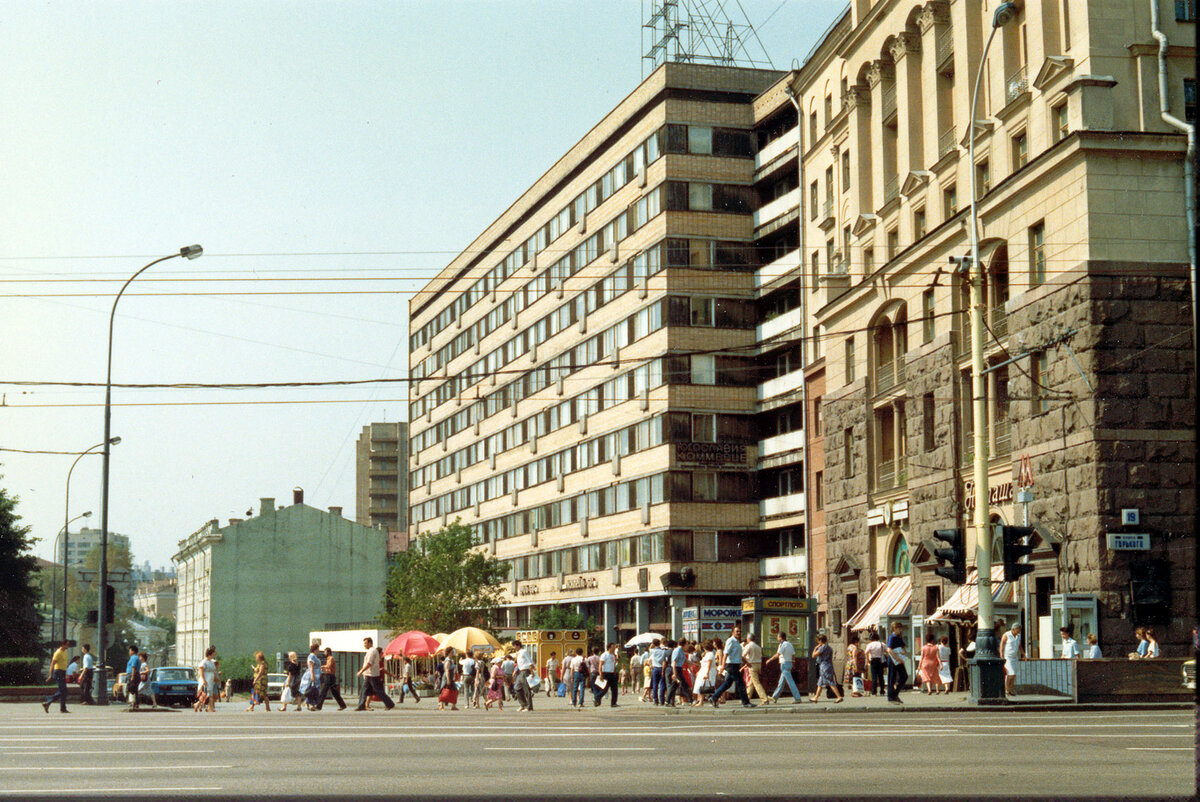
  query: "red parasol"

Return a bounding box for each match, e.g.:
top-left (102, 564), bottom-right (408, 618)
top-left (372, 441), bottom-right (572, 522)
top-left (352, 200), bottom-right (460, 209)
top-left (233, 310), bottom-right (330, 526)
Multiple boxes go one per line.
top-left (383, 630), bottom-right (442, 657)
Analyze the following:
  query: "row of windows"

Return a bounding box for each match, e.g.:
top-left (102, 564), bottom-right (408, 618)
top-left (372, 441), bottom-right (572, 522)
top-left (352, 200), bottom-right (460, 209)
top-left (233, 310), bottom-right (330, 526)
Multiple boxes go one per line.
top-left (504, 528), bottom-right (773, 581)
top-left (411, 409), bottom-right (757, 516)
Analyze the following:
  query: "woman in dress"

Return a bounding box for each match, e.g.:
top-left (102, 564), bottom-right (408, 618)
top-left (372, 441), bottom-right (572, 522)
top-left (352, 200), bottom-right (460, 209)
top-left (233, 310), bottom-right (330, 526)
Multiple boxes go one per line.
top-left (246, 651), bottom-right (271, 712)
top-left (843, 632), bottom-right (862, 697)
top-left (484, 656), bottom-right (505, 710)
top-left (918, 632), bottom-right (940, 694)
top-left (278, 651), bottom-right (302, 712)
top-left (808, 634), bottom-right (843, 703)
top-left (438, 648), bottom-right (459, 711)
top-left (936, 636), bottom-right (953, 693)
top-left (692, 640), bottom-right (717, 707)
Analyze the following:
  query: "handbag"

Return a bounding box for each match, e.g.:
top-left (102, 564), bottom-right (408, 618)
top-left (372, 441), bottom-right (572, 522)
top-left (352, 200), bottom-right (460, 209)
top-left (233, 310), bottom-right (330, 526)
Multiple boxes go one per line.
top-left (438, 686), bottom-right (458, 705)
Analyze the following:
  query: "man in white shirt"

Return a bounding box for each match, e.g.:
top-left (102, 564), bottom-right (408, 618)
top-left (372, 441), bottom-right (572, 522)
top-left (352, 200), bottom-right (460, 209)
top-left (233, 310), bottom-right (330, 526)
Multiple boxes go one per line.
top-left (544, 652), bottom-right (559, 698)
top-left (596, 643), bottom-right (619, 707)
top-left (512, 640), bottom-right (535, 712)
top-left (78, 644), bottom-right (96, 705)
top-left (354, 637), bottom-right (395, 711)
top-left (629, 649), bottom-right (643, 695)
top-left (709, 624), bottom-right (753, 707)
top-left (767, 632), bottom-right (802, 702)
top-left (664, 639), bottom-right (693, 706)
top-left (648, 639), bottom-right (667, 705)
top-left (1059, 625), bottom-right (1079, 659)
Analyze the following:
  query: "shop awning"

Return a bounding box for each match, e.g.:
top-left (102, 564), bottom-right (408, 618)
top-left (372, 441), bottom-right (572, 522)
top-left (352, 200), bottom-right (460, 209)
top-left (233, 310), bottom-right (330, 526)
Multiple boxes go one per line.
top-left (927, 565), bottom-right (1016, 622)
top-left (847, 575), bottom-right (913, 632)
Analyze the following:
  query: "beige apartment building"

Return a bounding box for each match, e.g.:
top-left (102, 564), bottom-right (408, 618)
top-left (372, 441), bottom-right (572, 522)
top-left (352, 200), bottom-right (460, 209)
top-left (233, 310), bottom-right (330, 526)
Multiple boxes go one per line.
top-left (355, 421), bottom-right (409, 554)
top-left (409, 0), bottom-right (1194, 654)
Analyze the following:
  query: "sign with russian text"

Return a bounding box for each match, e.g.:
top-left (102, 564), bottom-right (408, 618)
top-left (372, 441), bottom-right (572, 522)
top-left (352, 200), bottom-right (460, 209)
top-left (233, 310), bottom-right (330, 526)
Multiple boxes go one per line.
top-left (1106, 533), bottom-right (1150, 551)
top-left (676, 441), bottom-right (748, 467)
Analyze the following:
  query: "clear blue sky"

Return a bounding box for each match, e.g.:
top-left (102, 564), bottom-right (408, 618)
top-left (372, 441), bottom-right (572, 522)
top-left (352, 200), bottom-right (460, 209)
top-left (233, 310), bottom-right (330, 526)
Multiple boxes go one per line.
top-left (1, 0), bottom-right (835, 570)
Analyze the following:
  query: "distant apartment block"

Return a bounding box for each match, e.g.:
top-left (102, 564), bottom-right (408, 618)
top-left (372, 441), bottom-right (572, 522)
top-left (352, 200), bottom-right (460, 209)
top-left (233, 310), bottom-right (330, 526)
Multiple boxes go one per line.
top-left (133, 578), bottom-right (177, 621)
top-left (355, 422), bottom-right (409, 552)
top-left (64, 527), bottom-right (130, 567)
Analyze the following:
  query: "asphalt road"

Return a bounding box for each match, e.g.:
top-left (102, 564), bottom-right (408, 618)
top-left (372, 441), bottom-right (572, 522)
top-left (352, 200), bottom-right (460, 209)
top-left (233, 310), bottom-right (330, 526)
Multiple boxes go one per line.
top-left (1, 700), bottom-right (1194, 799)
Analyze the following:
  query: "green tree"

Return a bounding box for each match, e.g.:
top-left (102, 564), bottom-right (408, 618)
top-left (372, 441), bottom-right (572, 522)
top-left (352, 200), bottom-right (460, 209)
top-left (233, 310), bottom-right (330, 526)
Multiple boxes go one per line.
top-left (529, 605), bottom-right (594, 632)
top-left (0, 480), bottom-right (42, 657)
top-left (382, 519), bottom-right (510, 635)
top-left (68, 544), bottom-right (137, 668)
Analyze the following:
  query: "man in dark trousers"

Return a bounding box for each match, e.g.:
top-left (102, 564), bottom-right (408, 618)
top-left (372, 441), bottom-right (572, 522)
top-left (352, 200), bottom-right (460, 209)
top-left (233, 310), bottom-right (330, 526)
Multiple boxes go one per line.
top-left (709, 623), bottom-right (754, 708)
top-left (354, 637), bottom-right (394, 711)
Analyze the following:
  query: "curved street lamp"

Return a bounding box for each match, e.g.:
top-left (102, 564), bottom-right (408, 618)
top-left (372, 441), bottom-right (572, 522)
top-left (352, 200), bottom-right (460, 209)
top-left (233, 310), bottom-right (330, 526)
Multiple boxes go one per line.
top-left (96, 245), bottom-right (201, 705)
top-left (967, 2), bottom-right (1016, 702)
top-left (58, 437), bottom-right (120, 642)
top-left (50, 509), bottom-right (91, 642)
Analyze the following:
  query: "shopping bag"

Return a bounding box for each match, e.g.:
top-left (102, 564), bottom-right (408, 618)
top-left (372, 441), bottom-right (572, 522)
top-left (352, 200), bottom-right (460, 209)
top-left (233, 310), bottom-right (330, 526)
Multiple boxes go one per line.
top-left (557, 682), bottom-right (566, 697)
top-left (281, 686), bottom-right (294, 704)
top-left (527, 673), bottom-right (541, 691)
top-left (852, 676), bottom-right (865, 695)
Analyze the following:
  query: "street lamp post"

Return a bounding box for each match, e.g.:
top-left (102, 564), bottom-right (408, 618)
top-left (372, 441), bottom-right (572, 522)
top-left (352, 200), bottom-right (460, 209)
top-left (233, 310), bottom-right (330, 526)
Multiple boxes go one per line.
top-left (61, 438), bottom-right (119, 643)
top-left (96, 245), bottom-right (201, 705)
top-left (50, 510), bottom-right (91, 644)
top-left (967, 2), bottom-right (1016, 703)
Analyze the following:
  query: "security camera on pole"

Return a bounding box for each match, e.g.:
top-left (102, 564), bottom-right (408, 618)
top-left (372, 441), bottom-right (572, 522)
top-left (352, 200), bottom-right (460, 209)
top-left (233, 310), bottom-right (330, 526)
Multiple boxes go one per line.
top-left (965, 2), bottom-right (1017, 704)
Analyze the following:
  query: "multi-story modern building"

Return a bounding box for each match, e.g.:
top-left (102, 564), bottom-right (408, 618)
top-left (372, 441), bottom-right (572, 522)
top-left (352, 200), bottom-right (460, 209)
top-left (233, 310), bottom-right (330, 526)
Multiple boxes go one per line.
top-left (173, 491), bottom-right (388, 668)
top-left (354, 421), bottom-right (409, 554)
top-left (63, 527), bottom-right (130, 567)
top-left (408, 1), bottom-right (1194, 654)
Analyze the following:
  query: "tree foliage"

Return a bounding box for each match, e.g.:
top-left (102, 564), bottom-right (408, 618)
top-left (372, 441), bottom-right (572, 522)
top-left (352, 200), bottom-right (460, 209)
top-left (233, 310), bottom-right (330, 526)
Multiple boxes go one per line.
top-left (382, 520), bottom-right (510, 636)
top-left (0, 480), bottom-right (43, 658)
top-left (529, 605), bottom-right (594, 632)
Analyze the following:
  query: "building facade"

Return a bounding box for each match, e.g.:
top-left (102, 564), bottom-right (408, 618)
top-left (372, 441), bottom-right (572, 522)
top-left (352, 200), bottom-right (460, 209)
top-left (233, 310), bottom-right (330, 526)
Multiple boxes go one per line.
top-left (64, 527), bottom-right (130, 567)
top-left (132, 578), bottom-right (177, 620)
top-left (355, 422), bottom-right (410, 552)
top-left (408, 1), bottom-right (1195, 654)
top-left (173, 492), bottom-right (388, 668)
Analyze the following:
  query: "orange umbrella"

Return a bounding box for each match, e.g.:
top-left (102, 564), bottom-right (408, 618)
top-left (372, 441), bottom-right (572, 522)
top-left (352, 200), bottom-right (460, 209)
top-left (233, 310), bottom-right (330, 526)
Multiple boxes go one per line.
top-left (383, 631), bottom-right (442, 657)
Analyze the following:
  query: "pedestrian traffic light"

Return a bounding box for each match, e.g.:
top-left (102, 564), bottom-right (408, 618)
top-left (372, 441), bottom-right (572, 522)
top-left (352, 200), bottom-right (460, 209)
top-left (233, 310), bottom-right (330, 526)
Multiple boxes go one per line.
top-left (932, 529), bottom-right (966, 585)
top-left (103, 584), bottom-right (115, 625)
top-left (1000, 526), bottom-right (1035, 582)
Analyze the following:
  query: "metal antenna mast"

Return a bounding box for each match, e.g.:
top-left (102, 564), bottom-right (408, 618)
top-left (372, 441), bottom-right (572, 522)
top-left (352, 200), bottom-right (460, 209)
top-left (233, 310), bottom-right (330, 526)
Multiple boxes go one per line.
top-left (642, 0), bottom-right (774, 76)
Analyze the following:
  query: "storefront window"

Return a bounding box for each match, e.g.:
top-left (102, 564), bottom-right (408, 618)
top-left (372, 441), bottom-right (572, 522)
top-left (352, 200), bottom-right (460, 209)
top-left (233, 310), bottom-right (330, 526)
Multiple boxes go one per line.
top-left (890, 537), bottom-right (910, 575)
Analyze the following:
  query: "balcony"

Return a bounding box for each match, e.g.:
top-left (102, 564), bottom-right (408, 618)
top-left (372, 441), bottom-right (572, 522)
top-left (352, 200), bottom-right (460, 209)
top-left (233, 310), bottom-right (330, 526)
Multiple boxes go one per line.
top-left (874, 359), bottom-right (906, 393)
top-left (754, 187), bottom-right (800, 228)
top-left (1006, 66), bottom-right (1028, 103)
top-left (994, 415), bottom-right (1012, 457)
top-left (884, 174), bottom-right (899, 204)
top-left (758, 367), bottom-right (805, 401)
top-left (990, 304), bottom-right (1008, 339)
top-left (935, 27), bottom-right (954, 73)
top-left (755, 248), bottom-right (800, 289)
top-left (757, 305), bottom-right (803, 341)
top-left (756, 127), bottom-right (799, 169)
top-left (759, 553), bottom-right (808, 577)
top-left (875, 459), bottom-right (905, 491)
top-left (881, 83), bottom-right (897, 121)
top-left (819, 198), bottom-right (834, 228)
top-left (759, 428), bottom-right (805, 458)
top-left (938, 126), bottom-right (958, 158)
top-left (761, 492), bottom-right (806, 518)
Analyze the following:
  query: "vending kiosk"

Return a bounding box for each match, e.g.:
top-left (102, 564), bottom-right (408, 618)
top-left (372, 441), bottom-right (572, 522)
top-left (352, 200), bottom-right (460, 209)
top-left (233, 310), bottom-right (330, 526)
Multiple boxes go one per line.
top-left (513, 629), bottom-right (587, 677)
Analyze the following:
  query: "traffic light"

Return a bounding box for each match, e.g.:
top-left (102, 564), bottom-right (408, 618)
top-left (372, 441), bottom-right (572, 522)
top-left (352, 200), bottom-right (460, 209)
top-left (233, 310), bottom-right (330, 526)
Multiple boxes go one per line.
top-left (1000, 526), bottom-right (1035, 582)
top-left (103, 584), bottom-right (115, 624)
top-left (932, 528), bottom-right (966, 585)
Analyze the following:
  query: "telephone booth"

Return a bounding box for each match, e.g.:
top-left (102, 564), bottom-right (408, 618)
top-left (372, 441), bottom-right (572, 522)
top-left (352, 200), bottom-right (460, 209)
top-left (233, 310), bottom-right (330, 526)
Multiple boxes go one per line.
top-left (513, 630), bottom-right (587, 677)
top-left (1046, 594), bottom-right (1099, 658)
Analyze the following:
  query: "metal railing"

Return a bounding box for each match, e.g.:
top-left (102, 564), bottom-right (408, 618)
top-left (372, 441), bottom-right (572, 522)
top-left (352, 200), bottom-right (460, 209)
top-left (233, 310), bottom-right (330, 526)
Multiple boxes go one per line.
top-left (822, 198), bottom-right (833, 220)
top-left (881, 83), bottom-right (897, 119)
top-left (938, 126), bottom-right (958, 158)
top-left (993, 415), bottom-right (1012, 457)
top-left (875, 359), bottom-right (904, 392)
top-left (876, 459), bottom-right (895, 491)
top-left (1006, 65), bottom-right (1028, 103)
top-left (990, 304), bottom-right (1008, 338)
top-left (1013, 659), bottom-right (1076, 700)
top-left (935, 27), bottom-right (954, 70)
top-left (883, 174), bottom-right (899, 203)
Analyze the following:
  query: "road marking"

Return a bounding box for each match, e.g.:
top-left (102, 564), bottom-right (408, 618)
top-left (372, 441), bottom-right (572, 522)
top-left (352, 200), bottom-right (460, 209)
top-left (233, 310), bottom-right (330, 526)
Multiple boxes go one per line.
top-left (1126, 747), bottom-right (1193, 751)
top-left (486, 747), bottom-right (655, 751)
top-left (0, 788), bottom-right (222, 796)
top-left (0, 765), bottom-right (232, 772)
top-left (0, 750), bottom-right (215, 756)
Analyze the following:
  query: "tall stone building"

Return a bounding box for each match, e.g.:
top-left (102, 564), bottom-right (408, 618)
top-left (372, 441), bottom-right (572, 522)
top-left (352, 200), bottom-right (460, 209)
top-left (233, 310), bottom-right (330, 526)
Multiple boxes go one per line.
top-left (354, 421), bottom-right (409, 554)
top-left (407, 1), bottom-right (1194, 654)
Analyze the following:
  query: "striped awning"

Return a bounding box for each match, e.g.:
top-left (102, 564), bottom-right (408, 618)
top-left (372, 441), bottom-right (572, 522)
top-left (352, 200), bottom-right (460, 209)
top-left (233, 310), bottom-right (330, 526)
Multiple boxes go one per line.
top-left (847, 575), bottom-right (913, 632)
top-left (927, 565), bottom-right (1016, 622)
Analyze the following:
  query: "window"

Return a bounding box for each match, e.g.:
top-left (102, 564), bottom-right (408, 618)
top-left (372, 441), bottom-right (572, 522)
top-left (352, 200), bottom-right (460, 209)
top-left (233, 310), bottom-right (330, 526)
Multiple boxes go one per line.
top-left (843, 427), bottom-right (855, 477)
top-left (810, 250), bottom-right (820, 290)
top-left (844, 336), bottom-right (856, 383)
top-left (691, 355), bottom-right (715, 385)
top-left (809, 110), bottom-right (818, 144)
top-left (812, 324), bottom-right (823, 360)
top-left (688, 125), bottom-right (713, 155)
top-left (824, 94), bottom-right (833, 127)
top-left (813, 471), bottom-right (824, 510)
top-left (825, 165), bottom-right (834, 206)
top-left (922, 392), bottom-right (936, 451)
top-left (864, 247), bottom-right (874, 275)
top-left (890, 537), bottom-right (910, 576)
top-left (1177, 0), bottom-right (1196, 22)
top-left (690, 297), bottom-right (714, 326)
top-left (809, 180), bottom-right (819, 220)
top-left (1185, 78), bottom-right (1196, 124)
top-left (943, 184), bottom-right (957, 217)
top-left (841, 150), bottom-right (851, 189)
top-left (694, 530), bottom-right (717, 560)
top-left (689, 183), bottom-right (713, 211)
top-left (886, 228), bottom-right (899, 261)
top-left (1052, 103), bottom-right (1069, 142)
top-left (692, 413), bottom-right (716, 442)
top-left (1029, 221), bottom-right (1046, 286)
top-left (922, 288), bottom-right (936, 343)
top-left (914, 208), bottom-right (926, 239)
top-left (812, 395), bottom-right (823, 436)
top-left (1011, 132), bottom-right (1028, 169)
top-left (1031, 350), bottom-right (1050, 413)
top-left (976, 159), bottom-right (991, 194)
top-left (692, 472), bottom-right (718, 501)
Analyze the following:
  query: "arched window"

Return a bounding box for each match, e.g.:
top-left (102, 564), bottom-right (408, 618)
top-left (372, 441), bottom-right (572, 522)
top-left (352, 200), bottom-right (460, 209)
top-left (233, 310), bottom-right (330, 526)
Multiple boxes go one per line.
top-left (890, 535), bottom-right (910, 575)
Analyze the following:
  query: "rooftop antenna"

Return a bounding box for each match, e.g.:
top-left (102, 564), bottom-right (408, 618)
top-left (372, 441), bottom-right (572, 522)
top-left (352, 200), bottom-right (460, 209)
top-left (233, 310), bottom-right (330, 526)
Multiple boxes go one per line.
top-left (642, 0), bottom-right (774, 77)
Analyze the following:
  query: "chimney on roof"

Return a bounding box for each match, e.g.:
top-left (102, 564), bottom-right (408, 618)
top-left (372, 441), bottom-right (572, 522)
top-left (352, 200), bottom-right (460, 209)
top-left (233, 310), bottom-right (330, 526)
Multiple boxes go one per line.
top-left (229, 518), bottom-right (243, 525)
top-left (328, 506), bottom-right (343, 518)
top-left (260, 498), bottom-right (274, 516)
top-left (293, 487), bottom-right (304, 506)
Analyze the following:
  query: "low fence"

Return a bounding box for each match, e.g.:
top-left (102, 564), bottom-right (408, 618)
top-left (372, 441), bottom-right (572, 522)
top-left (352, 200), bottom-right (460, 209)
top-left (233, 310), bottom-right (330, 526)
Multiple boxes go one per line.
top-left (1075, 658), bottom-right (1191, 703)
top-left (1014, 658), bottom-right (1076, 700)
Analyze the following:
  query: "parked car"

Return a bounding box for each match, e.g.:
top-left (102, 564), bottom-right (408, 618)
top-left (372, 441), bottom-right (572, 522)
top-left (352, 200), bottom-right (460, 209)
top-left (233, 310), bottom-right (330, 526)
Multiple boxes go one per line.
top-left (266, 672), bottom-right (287, 700)
top-left (1183, 659), bottom-right (1195, 691)
top-left (138, 666), bottom-right (200, 707)
top-left (111, 672), bottom-right (128, 702)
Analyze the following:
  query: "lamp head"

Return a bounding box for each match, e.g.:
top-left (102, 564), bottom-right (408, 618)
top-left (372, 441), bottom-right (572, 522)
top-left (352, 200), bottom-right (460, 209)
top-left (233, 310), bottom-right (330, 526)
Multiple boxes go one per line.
top-left (993, 2), bottom-right (1017, 28)
top-left (180, 244), bottom-right (203, 260)
top-left (108, 436), bottom-right (121, 446)
top-left (82, 511), bottom-right (93, 518)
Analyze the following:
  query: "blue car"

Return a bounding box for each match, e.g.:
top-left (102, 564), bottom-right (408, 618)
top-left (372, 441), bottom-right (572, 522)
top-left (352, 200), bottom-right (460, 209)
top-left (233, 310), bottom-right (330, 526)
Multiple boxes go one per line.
top-left (138, 666), bottom-right (199, 707)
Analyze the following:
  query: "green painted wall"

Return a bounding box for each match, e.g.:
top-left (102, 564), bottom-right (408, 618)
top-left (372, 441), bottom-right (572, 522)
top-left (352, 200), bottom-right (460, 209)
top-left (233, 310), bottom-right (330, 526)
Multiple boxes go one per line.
top-left (208, 502), bottom-right (386, 665)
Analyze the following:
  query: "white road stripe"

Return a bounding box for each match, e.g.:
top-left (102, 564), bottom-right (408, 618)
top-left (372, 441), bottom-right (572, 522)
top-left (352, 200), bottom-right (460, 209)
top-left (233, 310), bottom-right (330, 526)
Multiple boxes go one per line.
top-left (1126, 747), bottom-right (1194, 751)
top-left (0, 765), bottom-right (232, 772)
top-left (0, 788), bottom-right (222, 796)
top-left (0, 750), bottom-right (214, 756)
top-left (486, 747), bottom-right (656, 751)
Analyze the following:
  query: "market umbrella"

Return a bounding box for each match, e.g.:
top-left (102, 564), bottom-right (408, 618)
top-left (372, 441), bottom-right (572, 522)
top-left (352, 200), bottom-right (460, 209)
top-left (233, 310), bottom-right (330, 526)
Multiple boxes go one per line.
top-left (432, 633), bottom-right (450, 644)
top-left (382, 631), bottom-right (442, 657)
top-left (439, 627), bottom-right (501, 655)
top-left (624, 632), bottom-right (665, 648)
